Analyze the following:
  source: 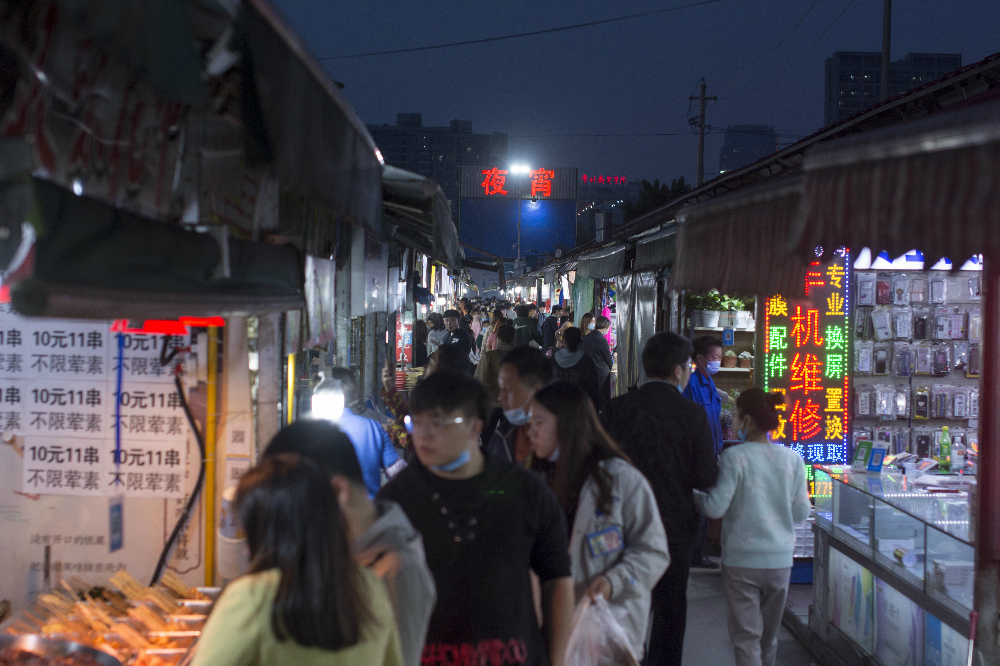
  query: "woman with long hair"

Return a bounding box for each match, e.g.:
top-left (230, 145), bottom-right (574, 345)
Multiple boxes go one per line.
top-left (527, 382), bottom-right (669, 661)
top-left (426, 312), bottom-right (447, 356)
top-left (578, 312), bottom-right (595, 334)
top-left (484, 308), bottom-right (505, 352)
top-left (192, 454), bottom-right (402, 666)
top-left (694, 388), bottom-right (811, 666)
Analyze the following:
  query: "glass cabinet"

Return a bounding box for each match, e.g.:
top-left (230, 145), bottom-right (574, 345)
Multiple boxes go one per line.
top-left (814, 466), bottom-right (974, 619)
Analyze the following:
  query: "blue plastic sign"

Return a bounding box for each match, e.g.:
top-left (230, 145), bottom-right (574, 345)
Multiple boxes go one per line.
top-left (722, 327), bottom-right (734, 346)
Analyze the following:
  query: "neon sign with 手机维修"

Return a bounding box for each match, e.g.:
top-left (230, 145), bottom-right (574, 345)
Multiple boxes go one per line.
top-left (764, 251), bottom-right (851, 465)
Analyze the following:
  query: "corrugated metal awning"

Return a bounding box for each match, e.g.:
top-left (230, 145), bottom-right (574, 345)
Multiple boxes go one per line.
top-left (634, 226), bottom-right (677, 272)
top-left (792, 98), bottom-right (1000, 263)
top-left (383, 166), bottom-right (462, 267)
top-left (577, 244), bottom-right (628, 280)
top-left (673, 175), bottom-right (809, 296)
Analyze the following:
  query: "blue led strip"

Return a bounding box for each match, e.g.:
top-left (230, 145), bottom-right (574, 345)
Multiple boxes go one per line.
top-left (114, 332), bottom-right (124, 478)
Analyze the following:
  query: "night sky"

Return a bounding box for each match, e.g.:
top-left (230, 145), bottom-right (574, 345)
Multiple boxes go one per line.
top-left (273, 0), bottom-right (999, 185)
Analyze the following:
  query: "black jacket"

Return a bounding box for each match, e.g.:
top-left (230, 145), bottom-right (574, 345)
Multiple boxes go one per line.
top-left (442, 327), bottom-right (474, 356)
top-left (513, 316), bottom-right (543, 348)
top-left (541, 316), bottom-right (561, 349)
top-left (601, 381), bottom-right (719, 544)
top-left (583, 330), bottom-right (614, 381)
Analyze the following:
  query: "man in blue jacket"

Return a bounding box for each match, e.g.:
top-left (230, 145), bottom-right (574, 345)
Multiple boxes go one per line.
top-left (683, 335), bottom-right (736, 569)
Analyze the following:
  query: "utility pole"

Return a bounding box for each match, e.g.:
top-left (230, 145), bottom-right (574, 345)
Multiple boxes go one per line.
top-left (881, 0), bottom-right (892, 101)
top-left (690, 80), bottom-right (717, 186)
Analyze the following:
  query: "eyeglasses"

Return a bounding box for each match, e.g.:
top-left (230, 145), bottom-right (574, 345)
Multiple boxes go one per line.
top-left (404, 415), bottom-right (468, 434)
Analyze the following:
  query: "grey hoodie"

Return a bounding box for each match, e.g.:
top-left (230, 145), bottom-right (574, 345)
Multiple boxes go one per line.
top-left (354, 500), bottom-right (437, 666)
top-left (554, 347), bottom-right (584, 368)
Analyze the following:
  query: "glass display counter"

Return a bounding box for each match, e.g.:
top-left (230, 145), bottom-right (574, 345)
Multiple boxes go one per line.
top-left (810, 466), bottom-right (974, 665)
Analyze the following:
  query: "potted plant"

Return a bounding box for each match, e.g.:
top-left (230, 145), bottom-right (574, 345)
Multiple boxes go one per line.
top-left (722, 349), bottom-right (738, 368)
top-left (737, 297), bottom-right (755, 329)
top-left (718, 294), bottom-right (744, 327)
top-left (685, 290), bottom-right (724, 328)
top-left (738, 350), bottom-right (753, 368)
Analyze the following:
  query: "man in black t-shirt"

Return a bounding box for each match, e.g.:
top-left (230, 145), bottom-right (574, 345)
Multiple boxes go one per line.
top-left (378, 372), bottom-right (574, 666)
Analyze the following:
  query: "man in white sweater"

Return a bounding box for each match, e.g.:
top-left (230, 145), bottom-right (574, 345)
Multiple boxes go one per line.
top-left (694, 388), bottom-right (812, 666)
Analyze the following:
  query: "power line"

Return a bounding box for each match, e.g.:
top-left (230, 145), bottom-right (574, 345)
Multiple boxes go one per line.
top-left (722, 0), bottom-right (821, 90)
top-left (723, 0), bottom-right (859, 99)
top-left (318, 0), bottom-right (722, 60)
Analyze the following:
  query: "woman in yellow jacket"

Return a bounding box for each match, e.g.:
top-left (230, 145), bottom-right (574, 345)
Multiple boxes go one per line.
top-left (192, 454), bottom-right (402, 666)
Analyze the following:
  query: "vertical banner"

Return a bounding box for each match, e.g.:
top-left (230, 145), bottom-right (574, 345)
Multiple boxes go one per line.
top-left (764, 250), bottom-right (851, 464)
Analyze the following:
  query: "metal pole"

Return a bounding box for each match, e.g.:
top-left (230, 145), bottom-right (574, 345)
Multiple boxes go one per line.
top-left (973, 262), bottom-right (1000, 664)
top-left (517, 175), bottom-right (522, 271)
top-left (881, 0), bottom-right (892, 101)
top-left (697, 82), bottom-right (707, 186)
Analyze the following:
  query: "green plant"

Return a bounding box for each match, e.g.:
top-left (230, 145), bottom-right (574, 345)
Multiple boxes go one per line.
top-left (684, 289), bottom-right (724, 311)
top-left (719, 294), bottom-right (744, 311)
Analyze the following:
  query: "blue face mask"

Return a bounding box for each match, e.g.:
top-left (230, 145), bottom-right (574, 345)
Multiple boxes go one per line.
top-left (430, 449), bottom-right (471, 473)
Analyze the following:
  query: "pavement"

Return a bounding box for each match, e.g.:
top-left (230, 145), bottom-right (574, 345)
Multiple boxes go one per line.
top-left (683, 563), bottom-right (820, 666)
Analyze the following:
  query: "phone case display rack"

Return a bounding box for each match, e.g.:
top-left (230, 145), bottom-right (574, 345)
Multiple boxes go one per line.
top-left (851, 270), bottom-right (982, 466)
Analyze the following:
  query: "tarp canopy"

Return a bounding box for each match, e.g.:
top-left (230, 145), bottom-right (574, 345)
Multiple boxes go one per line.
top-left (576, 243), bottom-right (628, 280)
top-left (633, 226), bottom-right (677, 273)
top-left (673, 175), bottom-right (809, 297)
top-left (792, 97), bottom-right (1000, 264)
top-left (382, 165), bottom-right (462, 268)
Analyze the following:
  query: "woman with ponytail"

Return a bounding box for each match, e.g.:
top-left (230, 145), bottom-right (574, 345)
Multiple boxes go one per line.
top-left (693, 388), bottom-right (812, 666)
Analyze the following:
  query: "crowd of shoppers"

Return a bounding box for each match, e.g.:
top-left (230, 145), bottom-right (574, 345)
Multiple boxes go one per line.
top-left (196, 299), bottom-right (811, 666)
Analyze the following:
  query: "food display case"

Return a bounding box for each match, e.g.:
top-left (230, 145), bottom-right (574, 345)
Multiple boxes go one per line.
top-left (0, 572), bottom-right (217, 666)
top-left (810, 466), bottom-right (973, 665)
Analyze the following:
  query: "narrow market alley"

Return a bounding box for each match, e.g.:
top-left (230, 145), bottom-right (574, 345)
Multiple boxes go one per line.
top-left (684, 569), bottom-right (819, 666)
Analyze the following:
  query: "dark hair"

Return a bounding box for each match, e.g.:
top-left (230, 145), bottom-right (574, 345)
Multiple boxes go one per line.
top-left (427, 312), bottom-right (444, 330)
top-left (263, 421), bottom-right (364, 486)
top-left (559, 315), bottom-right (571, 326)
top-left (236, 454), bottom-right (369, 650)
top-left (443, 309), bottom-right (461, 319)
top-left (562, 327), bottom-right (583, 352)
top-left (497, 321), bottom-right (516, 344)
top-left (327, 367), bottom-right (361, 412)
top-left (460, 297), bottom-right (471, 308)
top-left (642, 332), bottom-right (693, 379)
top-left (595, 315), bottom-right (612, 330)
top-left (429, 345), bottom-right (474, 375)
top-left (413, 319), bottom-right (428, 344)
top-left (579, 313), bottom-right (595, 330)
top-left (736, 388), bottom-right (784, 432)
top-left (551, 305), bottom-right (563, 314)
top-left (532, 382), bottom-right (631, 518)
top-left (527, 304), bottom-right (538, 313)
top-left (410, 371), bottom-right (490, 422)
top-left (491, 310), bottom-right (505, 327)
top-left (500, 346), bottom-right (554, 388)
top-left (692, 335), bottom-right (723, 359)
top-left (515, 304), bottom-right (530, 318)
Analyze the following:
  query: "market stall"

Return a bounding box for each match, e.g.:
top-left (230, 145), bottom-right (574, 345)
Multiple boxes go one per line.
top-left (672, 96), bottom-right (1000, 665)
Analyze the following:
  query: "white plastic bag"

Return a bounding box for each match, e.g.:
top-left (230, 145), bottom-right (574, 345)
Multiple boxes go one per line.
top-left (562, 595), bottom-right (638, 666)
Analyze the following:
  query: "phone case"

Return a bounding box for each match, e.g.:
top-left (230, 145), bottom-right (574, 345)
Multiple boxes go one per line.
top-left (876, 278), bottom-right (892, 305)
top-left (914, 431), bottom-right (932, 457)
top-left (932, 346), bottom-right (951, 376)
top-left (858, 275), bottom-right (877, 306)
top-left (930, 387), bottom-right (949, 419)
top-left (892, 277), bottom-right (909, 305)
top-left (856, 343), bottom-right (874, 375)
top-left (952, 390), bottom-right (969, 419)
top-left (913, 312), bottom-right (930, 340)
top-left (893, 309), bottom-right (912, 340)
top-left (895, 390), bottom-right (909, 418)
top-left (871, 308), bottom-right (893, 341)
top-left (909, 277), bottom-right (927, 304)
top-left (914, 345), bottom-right (932, 375)
top-left (968, 308), bottom-right (982, 342)
top-left (967, 344), bottom-right (981, 377)
top-left (950, 311), bottom-right (967, 340)
top-left (874, 348), bottom-right (890, 375)
top-left (855, 307), bottom-right (873, 339)
top-left (969, 276), bottom-right (982, 301)
top-left (929, 278), bottom-right (946, 304)
top-left (953, 342), bottom-right (970, 372)
top-left (913, 388), bottom-right (930, 419)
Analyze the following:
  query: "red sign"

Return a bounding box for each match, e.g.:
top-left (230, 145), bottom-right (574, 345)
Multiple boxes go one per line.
top-left (530, 169), bottom-right (554, 198)
top-left (580, 174), bottom-right (628, 185)
top-left (480, 168), bottom-right (508, 196)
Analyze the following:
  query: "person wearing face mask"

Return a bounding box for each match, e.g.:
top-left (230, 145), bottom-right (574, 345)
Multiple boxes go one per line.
top-left (694, 388), bottom-right (811, 666)
top-left (683, 335), bottom-right (735, 569)
top-left (378, 372), bottom-right (576, 666)
top-left (485, 347), bottom-right (554, 463)
top-left (600, 332), bottom-right (719, 666)
top-left (527, 382), bottom-right (669, 661)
